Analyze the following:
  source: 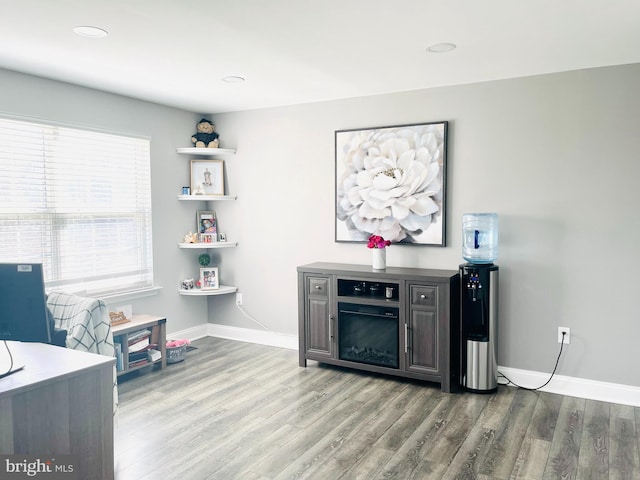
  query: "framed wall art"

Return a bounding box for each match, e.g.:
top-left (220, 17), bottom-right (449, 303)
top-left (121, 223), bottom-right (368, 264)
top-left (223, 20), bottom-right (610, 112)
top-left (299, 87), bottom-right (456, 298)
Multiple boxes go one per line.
top-left (335, 121), bottom-right (448, 246)
top-left (196, 210), bottom-right (217, 241)
top-left (200, 267), bottom-right (219, 290)
top-left (190, 159), bottom-right (224, 195)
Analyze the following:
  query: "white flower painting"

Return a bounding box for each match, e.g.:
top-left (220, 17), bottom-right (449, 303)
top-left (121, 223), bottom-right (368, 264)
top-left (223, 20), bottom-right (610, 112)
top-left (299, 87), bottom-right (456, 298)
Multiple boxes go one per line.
top-left (335, 122), bottom-right (448, 245)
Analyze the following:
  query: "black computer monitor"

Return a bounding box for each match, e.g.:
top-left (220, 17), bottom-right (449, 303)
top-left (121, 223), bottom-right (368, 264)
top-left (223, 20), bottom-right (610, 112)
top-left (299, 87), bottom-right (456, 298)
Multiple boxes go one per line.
top-left (0, 263), bottom-right (51, 343)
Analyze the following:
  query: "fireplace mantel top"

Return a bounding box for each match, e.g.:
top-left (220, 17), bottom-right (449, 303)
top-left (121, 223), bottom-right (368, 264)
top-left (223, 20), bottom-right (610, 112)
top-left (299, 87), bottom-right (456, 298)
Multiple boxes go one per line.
top-left (298, 262), bottom-right (458, 282)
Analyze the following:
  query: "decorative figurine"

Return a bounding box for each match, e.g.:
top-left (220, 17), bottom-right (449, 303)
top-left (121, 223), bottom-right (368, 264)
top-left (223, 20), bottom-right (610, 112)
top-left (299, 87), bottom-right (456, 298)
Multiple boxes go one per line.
top-left (183, 232), bottom-right (198, 243)
top-left (191, 119), bottom-right (219, 148)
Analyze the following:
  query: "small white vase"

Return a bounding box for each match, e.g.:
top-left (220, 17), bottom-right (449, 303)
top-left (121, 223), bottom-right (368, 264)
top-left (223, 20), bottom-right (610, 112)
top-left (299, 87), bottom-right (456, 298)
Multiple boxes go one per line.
top-left (372, 248), bottom-right (386, 270)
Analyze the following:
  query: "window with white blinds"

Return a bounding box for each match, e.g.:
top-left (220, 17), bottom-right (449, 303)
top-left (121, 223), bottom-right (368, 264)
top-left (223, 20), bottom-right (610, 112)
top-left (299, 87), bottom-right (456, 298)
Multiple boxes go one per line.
top-left (0, 116), bottom-right (153, 297)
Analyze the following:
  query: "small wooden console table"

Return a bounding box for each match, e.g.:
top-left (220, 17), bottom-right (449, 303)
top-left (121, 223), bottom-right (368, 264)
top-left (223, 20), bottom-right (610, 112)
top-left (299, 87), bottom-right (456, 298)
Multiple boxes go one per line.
top-left (111, 314), bottom-right (167, 376)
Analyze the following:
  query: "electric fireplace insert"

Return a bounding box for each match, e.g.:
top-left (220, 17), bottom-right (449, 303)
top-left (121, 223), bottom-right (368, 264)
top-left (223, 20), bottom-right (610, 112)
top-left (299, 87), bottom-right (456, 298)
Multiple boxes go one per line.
top-left (338, 302), bottom-right (399, 369)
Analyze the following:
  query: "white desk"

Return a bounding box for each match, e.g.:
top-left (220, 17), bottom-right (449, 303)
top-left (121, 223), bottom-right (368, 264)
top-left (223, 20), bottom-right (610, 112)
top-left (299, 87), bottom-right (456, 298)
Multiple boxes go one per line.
top-left (0, 341), bottom-right (115, 480)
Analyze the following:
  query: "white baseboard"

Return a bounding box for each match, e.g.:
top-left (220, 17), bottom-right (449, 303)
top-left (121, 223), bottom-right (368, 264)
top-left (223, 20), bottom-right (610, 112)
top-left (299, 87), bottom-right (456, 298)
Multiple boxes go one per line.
top-left (167, 323), bottom-right (640, 407)
top-left (169, 323), bottom-right (298, 351)
top-left (206, 323), bottom-right (299, 350)
top-left (166, 323), bottom-right (210, 342)
top-left (498, 366), bottom-right (640, 407)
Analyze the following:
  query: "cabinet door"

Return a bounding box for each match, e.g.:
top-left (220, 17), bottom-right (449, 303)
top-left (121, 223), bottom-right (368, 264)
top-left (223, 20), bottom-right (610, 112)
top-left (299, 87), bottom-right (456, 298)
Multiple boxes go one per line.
top-left (305, 276), bottom-right (333, 359)
top-left (406, 284), bottom-right (439, 375)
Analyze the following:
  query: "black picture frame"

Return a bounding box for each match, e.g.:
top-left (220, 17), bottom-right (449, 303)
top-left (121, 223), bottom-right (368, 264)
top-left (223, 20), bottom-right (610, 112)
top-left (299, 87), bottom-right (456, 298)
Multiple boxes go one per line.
top-left (335, 121), bottom-right (448, 246)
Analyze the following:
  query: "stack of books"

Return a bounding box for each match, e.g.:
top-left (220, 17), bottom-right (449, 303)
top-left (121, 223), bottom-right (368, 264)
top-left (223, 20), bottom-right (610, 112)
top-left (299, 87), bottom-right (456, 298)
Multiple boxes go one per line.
top-left (127, 329), bottom-right (153, 369)
top-left (114, 328), bottom-right (163, 372)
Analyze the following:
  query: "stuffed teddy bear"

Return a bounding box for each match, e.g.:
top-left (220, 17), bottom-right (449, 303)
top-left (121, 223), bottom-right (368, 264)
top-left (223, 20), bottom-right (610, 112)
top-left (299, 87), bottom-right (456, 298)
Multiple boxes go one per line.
top-left (191, 118), bottom-right (219, 148)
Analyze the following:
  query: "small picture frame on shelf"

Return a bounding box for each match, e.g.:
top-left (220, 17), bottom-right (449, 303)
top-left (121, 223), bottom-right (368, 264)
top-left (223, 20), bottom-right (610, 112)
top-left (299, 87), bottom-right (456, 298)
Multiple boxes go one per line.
top-left (190, 159), bottom-right (224, 195)
top-left (218, 232), bottom-right (227, 242)
top-left (200, 267), bottom-right (219, 290)
top-left (196, 211), bottom-right (217, 240)
top-left (199, 233), bottom-right (216, 243)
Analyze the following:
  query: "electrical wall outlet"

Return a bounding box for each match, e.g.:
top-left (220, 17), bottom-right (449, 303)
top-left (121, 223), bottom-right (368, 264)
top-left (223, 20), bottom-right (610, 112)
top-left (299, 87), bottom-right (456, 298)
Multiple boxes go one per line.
top-left (558, 327), bottom-right (570, 344)
top-left (236, 292), bottom-right (243, 306)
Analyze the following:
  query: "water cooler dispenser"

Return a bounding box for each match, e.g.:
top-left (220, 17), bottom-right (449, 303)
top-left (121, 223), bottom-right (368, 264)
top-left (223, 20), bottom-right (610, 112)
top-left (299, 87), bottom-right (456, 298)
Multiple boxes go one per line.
top-left (460, 213), bottom-right (499, 393)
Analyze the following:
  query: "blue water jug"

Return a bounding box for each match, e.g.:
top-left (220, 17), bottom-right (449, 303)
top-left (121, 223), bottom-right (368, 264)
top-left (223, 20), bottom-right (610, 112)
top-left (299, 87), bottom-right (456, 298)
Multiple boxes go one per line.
top-left (462, 213), bottom-right (498, 264)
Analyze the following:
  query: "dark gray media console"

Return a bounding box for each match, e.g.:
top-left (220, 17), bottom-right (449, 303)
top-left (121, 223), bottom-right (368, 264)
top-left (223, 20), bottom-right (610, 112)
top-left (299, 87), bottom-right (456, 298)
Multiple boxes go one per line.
top-left (298, 262), bottom-right (460, 392)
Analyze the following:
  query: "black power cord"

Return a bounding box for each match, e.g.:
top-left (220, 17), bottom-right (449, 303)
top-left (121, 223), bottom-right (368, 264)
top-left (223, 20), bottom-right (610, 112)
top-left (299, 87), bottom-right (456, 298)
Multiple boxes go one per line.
top-left (0, 339), bottom-right (16, 379)
top-left (497, 331), bottom-right (566, 391)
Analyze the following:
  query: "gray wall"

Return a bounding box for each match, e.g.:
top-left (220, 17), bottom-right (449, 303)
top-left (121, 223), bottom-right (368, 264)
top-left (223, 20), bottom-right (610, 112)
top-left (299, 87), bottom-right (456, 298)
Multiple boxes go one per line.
top-left (0, 68), bottom-right (208, 335)
top-left (211, 63), bottom-right (640, 387)
top-left (2, 63), bottom-right (639, 388)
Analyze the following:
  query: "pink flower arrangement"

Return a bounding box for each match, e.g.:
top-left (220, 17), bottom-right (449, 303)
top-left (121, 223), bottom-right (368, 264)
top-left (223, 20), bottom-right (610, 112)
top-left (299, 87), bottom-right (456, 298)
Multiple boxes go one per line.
top-left (367, 235), bottom-right (391, 249)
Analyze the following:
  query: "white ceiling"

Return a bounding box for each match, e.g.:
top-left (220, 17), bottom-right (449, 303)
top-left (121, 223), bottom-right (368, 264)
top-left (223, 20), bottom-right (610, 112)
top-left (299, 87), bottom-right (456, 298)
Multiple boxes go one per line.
top-left (1, 0), bottom-right (639, 114)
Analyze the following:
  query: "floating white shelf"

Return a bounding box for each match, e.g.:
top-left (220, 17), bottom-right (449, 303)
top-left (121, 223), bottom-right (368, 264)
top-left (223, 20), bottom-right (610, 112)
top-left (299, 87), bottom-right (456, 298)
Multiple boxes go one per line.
top-left (177, 194), bottom-right (237, 201)
top-left (176, 147), bottom-right (235, 156)
top-left (178, 285), bottom-right (237, 296)
top-left (178, 242), bottom-right (237, 249)
top-left (176, 144), bottom-right (238, 299)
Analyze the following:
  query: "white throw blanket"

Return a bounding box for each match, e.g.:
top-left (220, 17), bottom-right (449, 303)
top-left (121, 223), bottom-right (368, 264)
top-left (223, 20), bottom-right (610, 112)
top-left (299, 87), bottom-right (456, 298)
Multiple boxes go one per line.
top-left (46, 291), bottom-right (118, 413)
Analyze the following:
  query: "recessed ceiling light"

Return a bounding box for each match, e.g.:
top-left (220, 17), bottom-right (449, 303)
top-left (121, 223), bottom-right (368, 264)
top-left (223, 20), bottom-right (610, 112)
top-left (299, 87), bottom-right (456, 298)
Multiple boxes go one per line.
top-left (73, 26), bottom-right (108, 38)
top-left (426, 42), bottom-right (456, 53)
top-left (222, 75), bottom-right (246, 84)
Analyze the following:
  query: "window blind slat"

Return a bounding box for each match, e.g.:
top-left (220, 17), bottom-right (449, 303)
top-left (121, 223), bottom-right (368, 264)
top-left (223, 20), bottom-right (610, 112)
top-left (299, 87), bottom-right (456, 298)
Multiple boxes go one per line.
top-left (0, 117), bottom-right (153, 296)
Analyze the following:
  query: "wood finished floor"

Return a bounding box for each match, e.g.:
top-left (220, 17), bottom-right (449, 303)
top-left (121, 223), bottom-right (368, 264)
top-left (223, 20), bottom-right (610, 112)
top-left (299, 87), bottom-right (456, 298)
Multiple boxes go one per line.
top-left (114, 337), bottom-right (640, 480)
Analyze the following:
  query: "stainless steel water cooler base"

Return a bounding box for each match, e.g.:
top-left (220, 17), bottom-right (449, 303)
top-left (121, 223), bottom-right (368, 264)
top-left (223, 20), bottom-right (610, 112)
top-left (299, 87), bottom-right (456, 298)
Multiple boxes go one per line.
top-left (460, 263), bottom-right (499, 394)
top-left (462, 339), bottom-right (498, 393)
